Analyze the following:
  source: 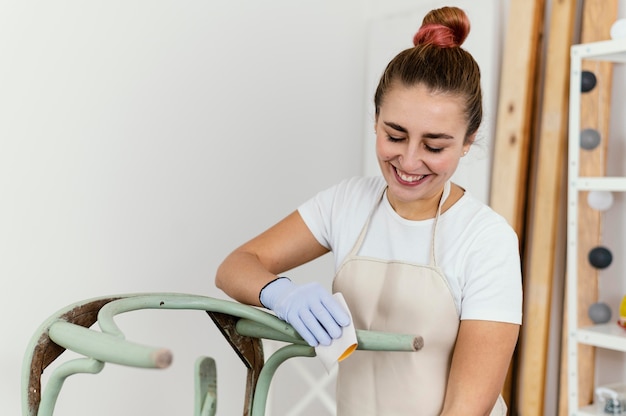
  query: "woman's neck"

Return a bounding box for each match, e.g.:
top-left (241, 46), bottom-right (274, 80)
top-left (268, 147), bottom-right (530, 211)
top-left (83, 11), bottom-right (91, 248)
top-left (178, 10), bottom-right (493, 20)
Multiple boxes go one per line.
top-left (387, 183), bottom-right (464, 221)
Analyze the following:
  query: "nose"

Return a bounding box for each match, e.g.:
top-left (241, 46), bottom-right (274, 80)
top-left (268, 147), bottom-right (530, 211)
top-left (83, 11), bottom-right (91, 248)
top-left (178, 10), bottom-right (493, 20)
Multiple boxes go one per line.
top-left (399, 142), bottom-right (425, 172)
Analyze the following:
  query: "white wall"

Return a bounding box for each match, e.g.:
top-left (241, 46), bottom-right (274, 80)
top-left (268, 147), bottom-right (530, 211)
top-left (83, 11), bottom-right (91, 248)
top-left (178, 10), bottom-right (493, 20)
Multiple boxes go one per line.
top-left (0, 1), bottom-right (367, 415)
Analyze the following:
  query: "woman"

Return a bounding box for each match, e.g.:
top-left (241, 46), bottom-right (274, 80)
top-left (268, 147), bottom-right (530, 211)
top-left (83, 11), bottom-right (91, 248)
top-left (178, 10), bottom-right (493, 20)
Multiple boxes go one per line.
top-left (216, 6), bottom-right (522, 415)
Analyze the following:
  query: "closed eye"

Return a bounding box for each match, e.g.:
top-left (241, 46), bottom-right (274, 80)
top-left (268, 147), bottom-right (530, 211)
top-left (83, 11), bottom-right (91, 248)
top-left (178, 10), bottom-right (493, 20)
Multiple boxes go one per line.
top-left (425, 144), bottom-right (443, 153)
top-left (387, 135), bottom-right (404, 143)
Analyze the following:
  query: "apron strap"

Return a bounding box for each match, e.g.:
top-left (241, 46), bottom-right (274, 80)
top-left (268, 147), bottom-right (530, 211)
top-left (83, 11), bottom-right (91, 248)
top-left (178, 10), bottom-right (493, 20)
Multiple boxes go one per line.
top-left (348, 181), bottom-right (452, 267)
top-left (346, 187), bottom-right (384, 257)
top-left (430, 181), bottom-right (450, 266)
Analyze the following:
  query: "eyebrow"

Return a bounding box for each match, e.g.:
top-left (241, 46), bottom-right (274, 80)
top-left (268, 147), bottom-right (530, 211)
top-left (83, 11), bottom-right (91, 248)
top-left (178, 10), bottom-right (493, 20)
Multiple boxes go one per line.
top-left (383, 121), bottom-right (455, 140)
top-left (384, 121), bottom-right (408, 133)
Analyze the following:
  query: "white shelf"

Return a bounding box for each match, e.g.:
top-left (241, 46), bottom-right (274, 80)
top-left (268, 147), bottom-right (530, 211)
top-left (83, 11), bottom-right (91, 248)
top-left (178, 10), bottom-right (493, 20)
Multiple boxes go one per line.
top-left (571, 38), bottom-right (626, 62)
top-left (577, 403), bottom-right (608, 416)
top-left (573, 177), bottom-right (626, 191)
top-left (567, 38), bottom-right (626, 416)
top-left (577, 324), bottom-right (626, 351)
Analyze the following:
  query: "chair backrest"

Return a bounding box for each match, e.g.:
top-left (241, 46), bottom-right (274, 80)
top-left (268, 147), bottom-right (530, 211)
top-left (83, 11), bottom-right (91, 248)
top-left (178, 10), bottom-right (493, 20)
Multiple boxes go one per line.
top-left (22, 295), bottom-right (267, 416)
top-left (23, 297), bottom-right (122, 416)
top-left (22, 293), bottom-right (422, 416)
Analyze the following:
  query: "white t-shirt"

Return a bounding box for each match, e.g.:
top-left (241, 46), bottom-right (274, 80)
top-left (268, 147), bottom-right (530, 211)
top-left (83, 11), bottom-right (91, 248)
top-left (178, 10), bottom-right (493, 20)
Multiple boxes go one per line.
top-left (298, 176), bottom-right (523, 325)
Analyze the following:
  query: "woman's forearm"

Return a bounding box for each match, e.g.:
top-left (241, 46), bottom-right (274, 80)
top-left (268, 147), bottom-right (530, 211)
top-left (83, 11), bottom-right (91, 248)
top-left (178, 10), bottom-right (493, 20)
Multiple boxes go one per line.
top-left (215, 211), bottom-right (329, 307)
top-left (441, 320), bottom-right (519, 415)
top-left (215, 250), bottom-right (278, 307)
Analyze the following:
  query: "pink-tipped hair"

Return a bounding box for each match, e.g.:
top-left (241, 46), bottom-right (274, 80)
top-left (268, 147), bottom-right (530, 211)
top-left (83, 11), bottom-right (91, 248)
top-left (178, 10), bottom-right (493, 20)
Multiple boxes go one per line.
top-left (413, 23), bottom-right (467, 48)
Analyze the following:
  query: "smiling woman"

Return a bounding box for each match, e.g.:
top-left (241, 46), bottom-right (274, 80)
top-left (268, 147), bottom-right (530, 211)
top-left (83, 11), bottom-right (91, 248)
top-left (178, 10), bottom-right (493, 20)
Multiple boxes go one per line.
top-left (215, 6), bottom-right (522, 416)
top-left (375, 85), bottom-right (470, 220)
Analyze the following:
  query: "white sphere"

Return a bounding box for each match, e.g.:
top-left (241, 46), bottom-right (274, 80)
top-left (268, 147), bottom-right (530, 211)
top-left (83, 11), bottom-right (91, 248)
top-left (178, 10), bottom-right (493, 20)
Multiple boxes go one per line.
top-left (611, 19), bottom-right (626, 40)
top-left (587, 190), bottom-right (614, 211)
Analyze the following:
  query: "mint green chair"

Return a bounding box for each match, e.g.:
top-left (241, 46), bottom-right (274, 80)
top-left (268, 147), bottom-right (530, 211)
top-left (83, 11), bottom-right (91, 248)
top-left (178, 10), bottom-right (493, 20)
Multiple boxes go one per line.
top-left (22, 293), bottom-right (423, 416)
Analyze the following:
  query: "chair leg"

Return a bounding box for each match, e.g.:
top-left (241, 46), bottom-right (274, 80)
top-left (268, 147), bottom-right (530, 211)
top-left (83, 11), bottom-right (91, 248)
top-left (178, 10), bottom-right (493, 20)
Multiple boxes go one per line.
top-left (207, 311), bottom-right (264, 416)
top-left (195, 356), bottom-right (217, 416)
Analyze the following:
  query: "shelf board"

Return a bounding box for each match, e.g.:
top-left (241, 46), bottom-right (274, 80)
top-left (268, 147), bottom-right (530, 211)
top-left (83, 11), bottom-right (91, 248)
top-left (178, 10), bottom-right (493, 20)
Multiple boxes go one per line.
top-left (577, 403), bottom-right (607, 415)
top-left (576, 324), bottom-right (626, 351)
top-left (573, 177), bottom-right (626, 191)
top-left (572, 38), bottom-right (626, 62)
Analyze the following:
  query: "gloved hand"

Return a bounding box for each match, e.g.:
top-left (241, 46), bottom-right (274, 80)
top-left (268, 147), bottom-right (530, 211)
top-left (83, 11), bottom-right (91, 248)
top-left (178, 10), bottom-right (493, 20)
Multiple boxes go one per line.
top-left (260, 277), bottom-right (351, 347)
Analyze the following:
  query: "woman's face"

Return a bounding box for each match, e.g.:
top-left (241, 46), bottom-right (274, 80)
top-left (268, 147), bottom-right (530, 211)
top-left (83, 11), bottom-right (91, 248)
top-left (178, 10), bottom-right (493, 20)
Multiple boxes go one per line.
top-left (375, 83), bottom-right (473, 218)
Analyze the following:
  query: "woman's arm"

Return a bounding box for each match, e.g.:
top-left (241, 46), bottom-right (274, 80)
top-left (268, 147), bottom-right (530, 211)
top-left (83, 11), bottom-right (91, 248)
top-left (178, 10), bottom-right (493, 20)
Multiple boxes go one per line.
top-left (440, 320), bottom-right (520, 416)
top-left (215, 210), bottom-right (329, 306)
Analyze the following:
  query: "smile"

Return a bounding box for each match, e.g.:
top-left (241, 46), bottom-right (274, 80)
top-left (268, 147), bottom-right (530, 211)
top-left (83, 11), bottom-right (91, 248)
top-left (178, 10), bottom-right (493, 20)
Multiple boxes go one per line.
top-left (394, 167), bottom-right (427, 183)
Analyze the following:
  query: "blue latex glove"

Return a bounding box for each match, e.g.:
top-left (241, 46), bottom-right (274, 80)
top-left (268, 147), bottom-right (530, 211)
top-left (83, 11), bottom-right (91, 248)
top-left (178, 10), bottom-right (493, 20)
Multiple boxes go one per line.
top-left (260, 277), bottom-right (351, 347)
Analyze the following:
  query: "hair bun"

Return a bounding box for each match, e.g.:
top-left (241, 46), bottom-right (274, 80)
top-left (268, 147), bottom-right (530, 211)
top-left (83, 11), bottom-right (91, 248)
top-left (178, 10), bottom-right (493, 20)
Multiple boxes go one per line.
top-left (412, 7), bottom-right (470, 48)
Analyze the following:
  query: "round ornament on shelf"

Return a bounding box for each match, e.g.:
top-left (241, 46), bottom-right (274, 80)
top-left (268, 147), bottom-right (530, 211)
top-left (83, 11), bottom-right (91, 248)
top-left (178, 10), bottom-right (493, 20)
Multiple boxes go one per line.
top-left (588, 246), bottom-right (613, 269)
top-left (589, 302), bottom-right (612, 324)
top-left (610, 19), bottom-right (626, 40)
top-left (581, 70), bottom-right (597, 93)
top-left (587, 190), bottom-right (614, 211)
top-left (580, 128), bottom-right (601, 150)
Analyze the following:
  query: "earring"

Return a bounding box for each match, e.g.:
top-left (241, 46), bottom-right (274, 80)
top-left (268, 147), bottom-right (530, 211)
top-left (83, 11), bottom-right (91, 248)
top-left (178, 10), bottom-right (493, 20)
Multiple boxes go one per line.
top-left (463, 151), bottom-right (468, 156)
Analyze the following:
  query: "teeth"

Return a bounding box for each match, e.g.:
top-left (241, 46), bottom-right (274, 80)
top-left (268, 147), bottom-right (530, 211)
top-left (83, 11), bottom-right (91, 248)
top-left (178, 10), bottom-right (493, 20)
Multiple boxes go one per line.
top-left (395, 167), bottom-right (424, 182)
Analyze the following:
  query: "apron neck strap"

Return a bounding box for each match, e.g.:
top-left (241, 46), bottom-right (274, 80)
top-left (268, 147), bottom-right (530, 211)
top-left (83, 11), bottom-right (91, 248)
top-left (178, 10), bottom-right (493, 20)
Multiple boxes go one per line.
top-left (349, 181), bottom-right (451, 266)
top-left (430, 181), bottom-right (451, 266)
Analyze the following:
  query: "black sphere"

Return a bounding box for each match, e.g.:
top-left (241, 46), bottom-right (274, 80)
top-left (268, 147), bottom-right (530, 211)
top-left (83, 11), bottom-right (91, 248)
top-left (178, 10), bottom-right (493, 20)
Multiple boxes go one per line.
top-left (581, 71), bottom-right (597, 93)
top-left (588, 246), bottom-right (613, 269)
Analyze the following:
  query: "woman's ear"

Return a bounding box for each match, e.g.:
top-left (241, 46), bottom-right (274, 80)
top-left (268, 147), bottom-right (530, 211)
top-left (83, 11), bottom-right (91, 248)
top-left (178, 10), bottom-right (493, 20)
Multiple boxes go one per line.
top-left (467, 131), bottom-right (477, 145)
top-left (463, 132), bottom-right (477, 153)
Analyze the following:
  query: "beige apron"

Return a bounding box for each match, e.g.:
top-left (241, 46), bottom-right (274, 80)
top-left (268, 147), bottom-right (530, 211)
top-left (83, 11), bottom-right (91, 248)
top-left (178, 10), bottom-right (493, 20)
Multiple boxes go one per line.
top-left (332, 182), bottom-right (506, 416)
